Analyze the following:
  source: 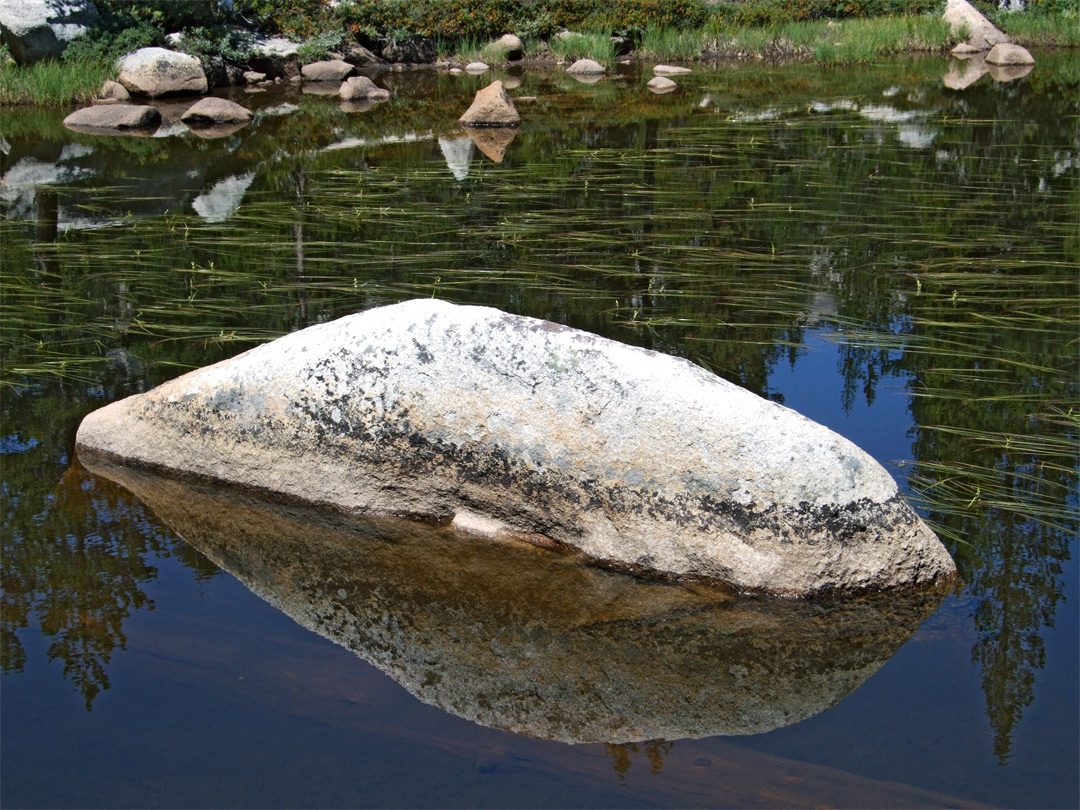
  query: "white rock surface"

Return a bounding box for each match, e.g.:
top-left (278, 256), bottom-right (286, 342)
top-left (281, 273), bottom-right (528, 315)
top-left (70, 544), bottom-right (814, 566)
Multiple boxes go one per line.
top-left (117, 47), bottom-right (208, 98)
top-left (942, 0), bottom-right (1010, 49)
top-left (0, 0), bottom-right (99, 64)
top-left (653, 64), bottom-right (692, 75)
top-left (76, 300), bottom-right (956, 595)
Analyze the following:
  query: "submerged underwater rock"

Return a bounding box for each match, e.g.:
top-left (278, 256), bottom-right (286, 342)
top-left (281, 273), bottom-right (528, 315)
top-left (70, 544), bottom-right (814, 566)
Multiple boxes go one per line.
top-left (75, 299), bottom-right (956, 595)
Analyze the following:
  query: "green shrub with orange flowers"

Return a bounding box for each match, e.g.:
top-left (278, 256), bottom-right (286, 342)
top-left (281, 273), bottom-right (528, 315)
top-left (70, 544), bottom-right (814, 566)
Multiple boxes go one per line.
top-left (234, 0), bottom-right (1078, 44)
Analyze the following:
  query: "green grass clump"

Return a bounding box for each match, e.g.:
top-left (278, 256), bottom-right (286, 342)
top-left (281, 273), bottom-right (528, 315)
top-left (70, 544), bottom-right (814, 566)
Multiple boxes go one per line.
top-left (548, 30), bottom-right (616, 66)
top-left (996, 10), bottom-right (1080, 47)
top-left (639, 27), bottom-right (708, 61)
top-left (0, 58), bottom-right (115, 107)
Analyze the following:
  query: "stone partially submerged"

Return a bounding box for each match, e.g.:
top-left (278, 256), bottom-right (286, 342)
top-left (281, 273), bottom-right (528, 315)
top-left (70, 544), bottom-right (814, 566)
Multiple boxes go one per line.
top-left (75, 299), bottom-right (956, 595)
top-left (458, 80), bottom-right (520, 127)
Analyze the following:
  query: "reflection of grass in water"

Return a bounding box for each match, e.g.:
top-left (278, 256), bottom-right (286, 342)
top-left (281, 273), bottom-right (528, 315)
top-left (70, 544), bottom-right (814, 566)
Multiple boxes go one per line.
top-left (3, 76), bottom-right (1076, 544)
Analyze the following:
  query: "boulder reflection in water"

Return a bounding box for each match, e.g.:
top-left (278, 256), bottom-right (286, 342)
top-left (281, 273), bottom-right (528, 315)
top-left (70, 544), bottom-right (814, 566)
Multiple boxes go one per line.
top-left (81, 454), bottom-right (947, 745)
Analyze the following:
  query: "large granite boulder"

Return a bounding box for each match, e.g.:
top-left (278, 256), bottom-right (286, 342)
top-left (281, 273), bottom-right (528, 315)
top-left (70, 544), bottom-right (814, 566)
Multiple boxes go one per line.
top-left (117, 47), bottom-right (208, 98)
top-left (459, 80), bottom-right (520, 127)
top-left (300, 58), bottom-right (353, 81)
top-left (985, 42), bottom-right (1035, 66)
top-left (379, 36), bottom-right (436, 64)
top-left (566, 58), bottom-right (606, 76)
top-left (75, 299), bottom-right (956, 595)
top-left (62, 104), bottom-right (161, 132)
top-left (0, 0), bottom-right (99, 64)
top-left (247, 36), bottom-right (300, 81)
top-left (942, 0), bottom-right (1010, 50)
top-left (180, 97), bottom-right (252, 126)
top-left (489, 33), bottom-right (524, 61)
top-left (339, 75), bottom-right (389, 101)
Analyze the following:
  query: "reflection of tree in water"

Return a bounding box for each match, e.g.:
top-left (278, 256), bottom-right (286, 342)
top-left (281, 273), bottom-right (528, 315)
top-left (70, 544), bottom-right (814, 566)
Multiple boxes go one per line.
top-left (604, 740), bottom-right (675, 783)
top-left (1, 454), bottom-right (217, 709)
top-left (829, 266), bottom-right (1075, 763)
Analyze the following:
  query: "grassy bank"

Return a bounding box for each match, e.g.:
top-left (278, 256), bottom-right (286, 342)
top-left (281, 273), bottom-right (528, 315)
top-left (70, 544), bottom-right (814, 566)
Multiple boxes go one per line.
top-left (0, 57), bottom-right (115, 107)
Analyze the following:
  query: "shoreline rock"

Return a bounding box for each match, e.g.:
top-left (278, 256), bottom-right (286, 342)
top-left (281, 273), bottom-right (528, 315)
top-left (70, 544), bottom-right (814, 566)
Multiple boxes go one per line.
top-left (118, 47), bottom-right (208, 98)
top-left (75, 299), bottom-right (957, 596)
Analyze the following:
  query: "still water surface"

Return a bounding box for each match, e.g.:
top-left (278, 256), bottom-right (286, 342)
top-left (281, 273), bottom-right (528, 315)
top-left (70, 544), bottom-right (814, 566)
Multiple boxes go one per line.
top-left (1, 56), bottom-right (1077, 808)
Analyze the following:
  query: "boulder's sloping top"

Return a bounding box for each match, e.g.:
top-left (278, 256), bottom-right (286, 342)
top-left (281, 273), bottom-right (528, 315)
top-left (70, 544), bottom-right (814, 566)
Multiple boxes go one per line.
top-left (117, 47), bottom-right (208, 98)
top-left (459, 80), bottom-right (520, 127)
top-left (75, 299), bottom-right (956, 594)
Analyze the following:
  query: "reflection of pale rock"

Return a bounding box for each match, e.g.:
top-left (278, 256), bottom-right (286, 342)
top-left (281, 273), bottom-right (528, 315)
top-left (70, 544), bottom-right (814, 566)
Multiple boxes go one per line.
top-left (859, 104), bottom-right (918, 123)
top-left (458, 80), bottom-right (520, 127)
top-left (79, 462), bottom-right (949, 744)
top-left (339, 75), bottom-right (390, 101)
top-left (653, 64), bottom-right (691, 75)
top-left (186, 122), bottom-right (248, 139)
top-left (647, 76), bottom-right (677, 94)
top-left (0, 151), bottom-right (96, 217)
top-left (118, 47), bottom-right (208, 98)
top-left (301, 81), bottom-right (342, 96)
top-left (439, 135), bottom-right (475, 180)
top-left (467, 126), bottom-right (516, 163)
top-left (569, 72), bottom-right (603, 85)
top-left (181, 97), bottom-right (252, 125)
top-left (988, 62), bottom-right (1034, 83)
top-left (192, 172), bottom-right (255, 222)
top-left (985, 42), bottom-right (1034, 66)
top-left (566, 58), bottom-right (605, 76)
top-left (62, 104), bottom-right (161, 132)
top-left (76, 299), bottom-right (957, 595)
top-left (339, 99), bottom-right (376, 114)
top-left (897, 124), bottom-right (936, 149)
top-left (942, 0), bottom-right (1009, 49)
top-left (944, 54), bottom-right (989, 90)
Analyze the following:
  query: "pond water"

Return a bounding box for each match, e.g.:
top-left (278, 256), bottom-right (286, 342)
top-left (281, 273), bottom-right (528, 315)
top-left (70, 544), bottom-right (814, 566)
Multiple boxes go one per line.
top-left (1, 55), bottom-right (1077, 808)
